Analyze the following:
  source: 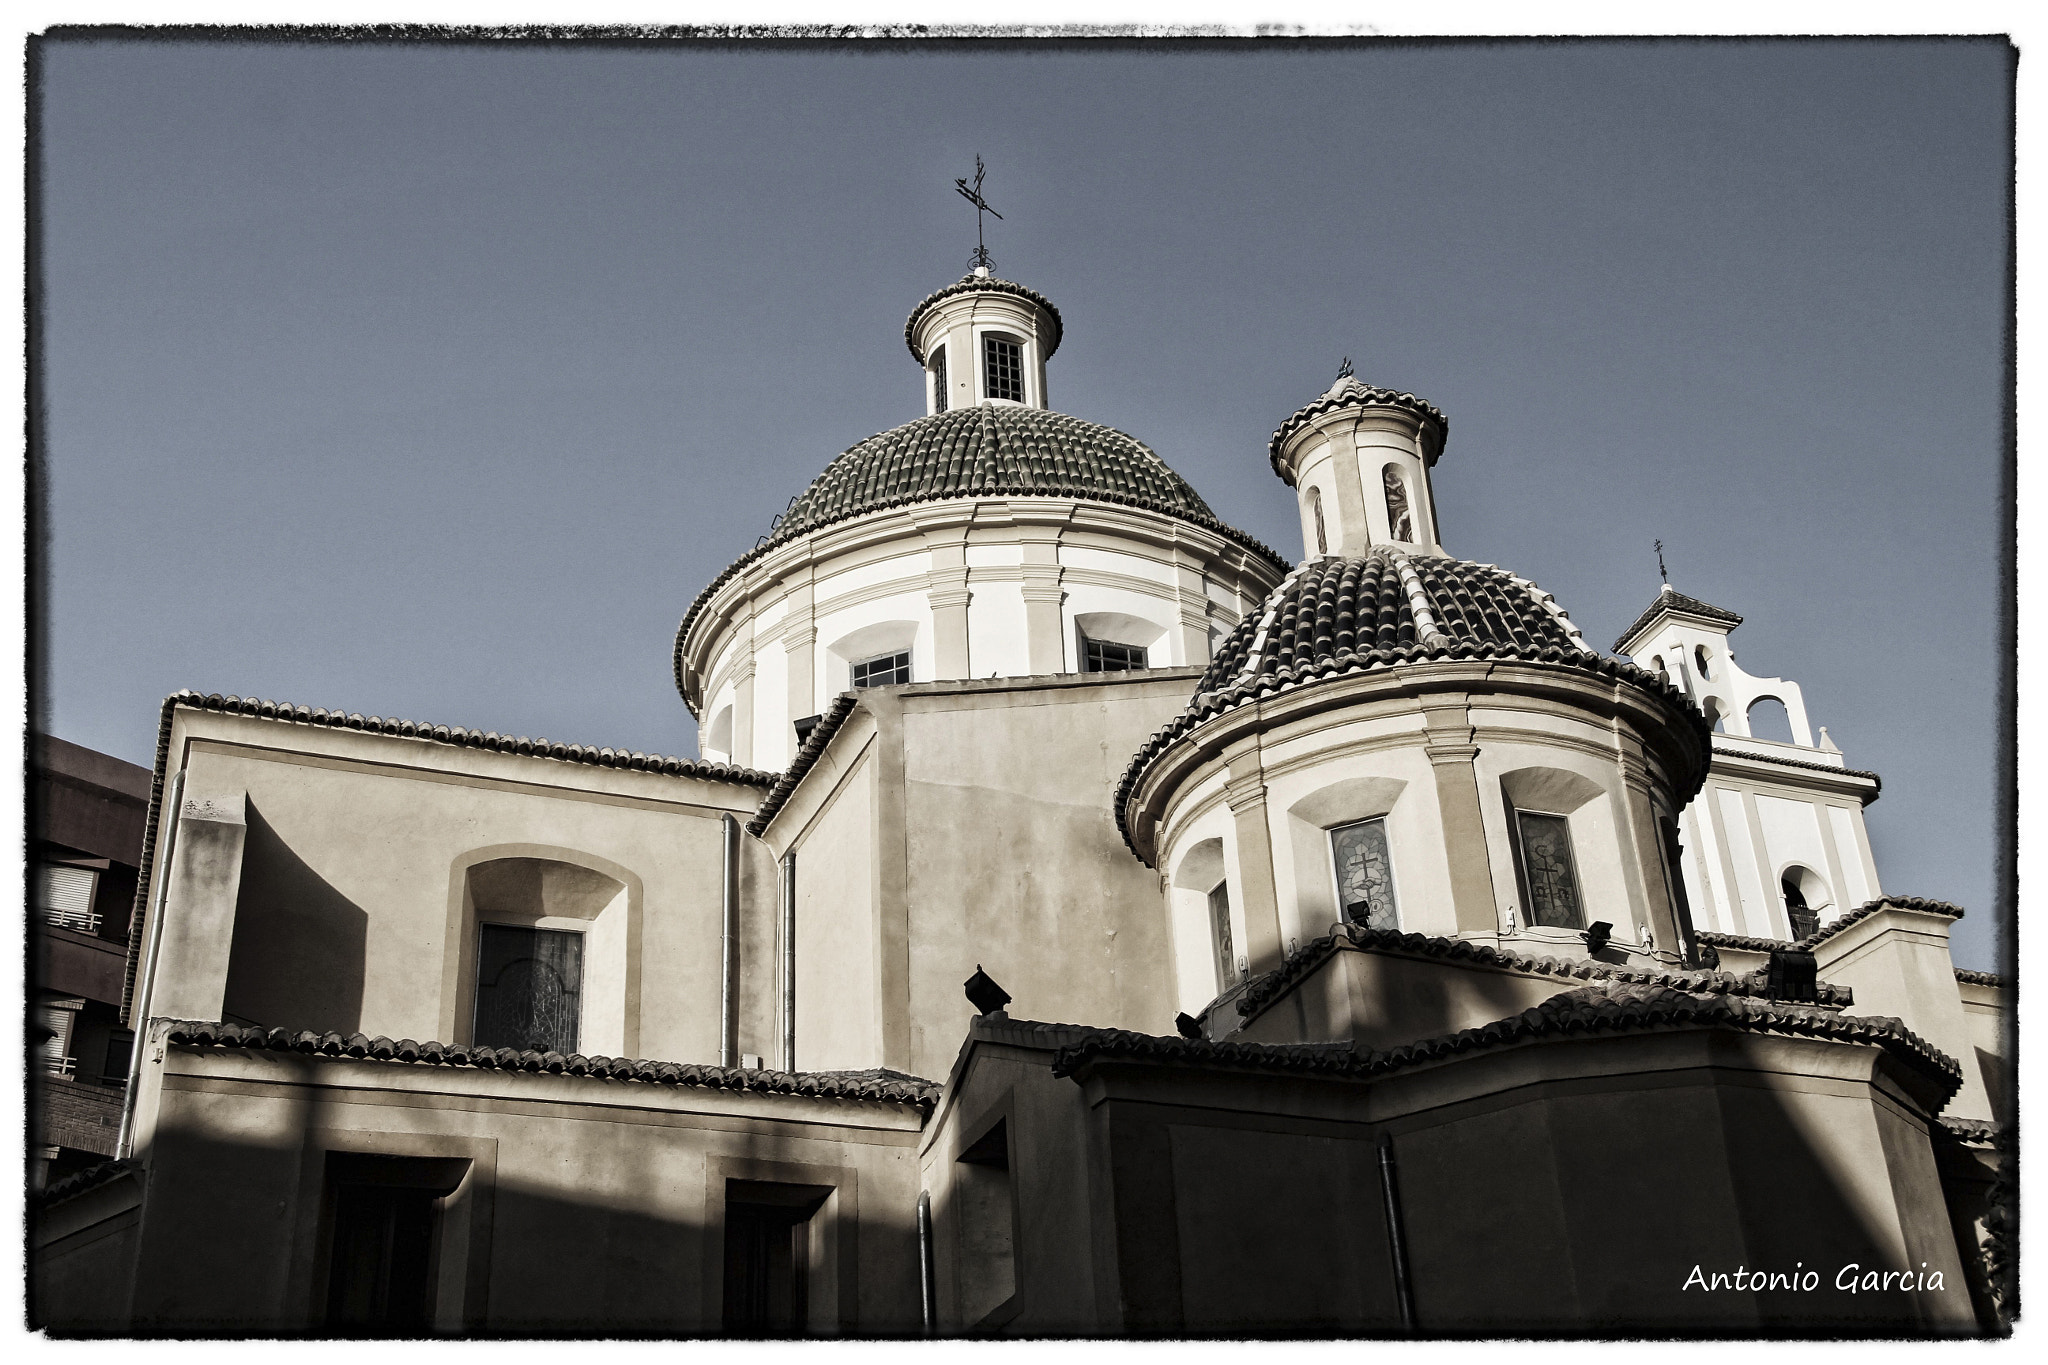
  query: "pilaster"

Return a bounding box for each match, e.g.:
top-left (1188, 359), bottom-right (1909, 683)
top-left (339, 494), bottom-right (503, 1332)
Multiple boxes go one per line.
top-left (1419, 695), bottom-right (1500, 935)
top-left (1222, 736), bottom-right (1284, 973)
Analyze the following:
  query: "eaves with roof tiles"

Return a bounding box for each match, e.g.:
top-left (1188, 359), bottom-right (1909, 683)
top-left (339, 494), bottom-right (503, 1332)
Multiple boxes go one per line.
top-left (1612, 588), bottom-right (1745, 654)
top-left (1046, 978), bottom-right (1962, 1106)
top-left (161, 1020), bottom-right (940, 1111)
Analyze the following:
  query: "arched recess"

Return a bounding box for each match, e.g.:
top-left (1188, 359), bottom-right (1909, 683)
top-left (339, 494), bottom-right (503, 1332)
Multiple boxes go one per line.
top-left (1699, 697), bottom-right (1726, 734)
top-left (1073, 609), bottom-right (1170, 670)
top-left (825, 619), bottom-right (920, 693)
top-left (439, 844), bottom-right (644, 1057)
top-left (1497, 766), bottom-right (1623, 934)
top-left (1171, 837), bottom-right (1236, 999)
top-left (704, 704), bottom-right (734, 761)
top-left (1779, 862), bottom-right (1833, 939)
top-left (1286, 776), bottom-right (1409, 932)
top-left (1747, 696), bottom-right (1796, 744)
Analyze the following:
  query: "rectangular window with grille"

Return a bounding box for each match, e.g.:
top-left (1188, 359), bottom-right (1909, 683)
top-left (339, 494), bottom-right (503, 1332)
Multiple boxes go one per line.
top-left (1329, 819), bottom-right (1399, 930)
top-left (851, 650), bottom-right (911, 688)
top-left (1515, 810), bottom-right (1586, 929)
top-left (40, 864), bottom-right (101, 934)
top-left (983, 335), bottom-right (1023, 402)
top-left (472, 924), bottom-right (583, 1054)
top-left (1081, 635), bottom-right (1147, 673)
top-left (932, 345), bottom-right (948, 413)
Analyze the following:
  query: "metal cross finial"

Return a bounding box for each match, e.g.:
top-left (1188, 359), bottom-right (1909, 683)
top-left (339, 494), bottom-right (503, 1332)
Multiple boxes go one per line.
top-left (1337, 356), bottom-right (1355, 380)
top-left (1655, 538), bottom-right (1669, 585)
top-left (954, 155), bottom-right (1003, 272)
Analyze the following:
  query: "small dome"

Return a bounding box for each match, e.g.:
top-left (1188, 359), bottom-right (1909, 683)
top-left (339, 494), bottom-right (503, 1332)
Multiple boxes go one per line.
top-left (1268, 375), bottom-right (1449, 481)
top-left (1193, 550), bottom-right (1593, 698)
top-left (772, 404), bottom-right (1224, 542)
top-left (905, 274), bottom-right (1064, 362)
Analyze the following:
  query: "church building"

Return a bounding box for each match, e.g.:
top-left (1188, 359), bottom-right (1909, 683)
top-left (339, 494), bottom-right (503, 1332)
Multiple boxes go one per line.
top-left (31, 265), bottom-right (2010, 1336)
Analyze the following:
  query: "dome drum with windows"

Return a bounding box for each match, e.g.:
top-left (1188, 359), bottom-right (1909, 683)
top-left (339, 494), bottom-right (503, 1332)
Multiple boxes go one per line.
top-left (675, 271), bottom-right (1288, 773)
top-left (1118, 365), bottom-right (1719, 1020)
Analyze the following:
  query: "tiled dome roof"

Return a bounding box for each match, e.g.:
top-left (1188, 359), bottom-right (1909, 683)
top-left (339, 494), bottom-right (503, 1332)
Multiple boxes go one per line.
top-left (1192, 550), bottom-right (1593, 698)
top-left (672, 406), bottom-right (1289, 709)
top-left (773, 404), bottom-right (1219, 540)
top-left (904, 273), bottom-right (1063, 362)
top-left (1116, 550), bottom-right (1713, 854)
top-left (1268, 376), bottom-right (1449, 480)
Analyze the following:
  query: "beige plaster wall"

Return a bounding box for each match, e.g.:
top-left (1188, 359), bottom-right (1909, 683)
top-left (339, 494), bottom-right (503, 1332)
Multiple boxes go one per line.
top-left (135, 709), bottom-right (763, 1066)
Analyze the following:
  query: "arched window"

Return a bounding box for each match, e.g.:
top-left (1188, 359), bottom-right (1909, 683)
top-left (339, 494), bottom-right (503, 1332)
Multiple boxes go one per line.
top-left (1701, 698), bottom-right (1726, 733)
top-left (1694, 645), bottom-right (1712, 679)
top-left (1747, 697), bottom-right (1795, 744)
top-left (1330, 817), bottom-right (1398, 930)
top-left (1382, 464), bottom-right (1415, 542)
top-left (1781, 865), bottom-right (1832, 940)
top-left (1309, 486), bottom-right (1328, 555)
top-left (1207, 880), bottom-right (1236, 989)
top-left (931, 344), bottom-right (948, 413)
top-left (1651, 655), bottom-right (1668, 684)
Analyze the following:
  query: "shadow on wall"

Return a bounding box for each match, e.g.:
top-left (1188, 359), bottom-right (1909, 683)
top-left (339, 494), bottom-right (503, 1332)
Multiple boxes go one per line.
top-left (35, 1088), bottom-right (923, 1338)
top-left (221, 803), bottom-right (367, 1035)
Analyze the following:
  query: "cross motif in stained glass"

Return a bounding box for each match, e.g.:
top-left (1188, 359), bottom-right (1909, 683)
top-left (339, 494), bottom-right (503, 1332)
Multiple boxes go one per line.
top-left (474, 924), bottom-right (583, 1054)
top-left (1516, 811), bottom-right (1584, 929)
top-left (1330, 818), bottom-right (1398, 930)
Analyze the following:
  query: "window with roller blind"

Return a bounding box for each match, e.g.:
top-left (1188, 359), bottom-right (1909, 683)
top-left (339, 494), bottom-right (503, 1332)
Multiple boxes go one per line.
top-left (39, 864), bottom-right (101, 934)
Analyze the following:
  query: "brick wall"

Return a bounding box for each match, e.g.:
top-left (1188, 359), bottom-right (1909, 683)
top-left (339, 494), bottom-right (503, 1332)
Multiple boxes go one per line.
top-left (37, 1077), bottom-right (125, 1157)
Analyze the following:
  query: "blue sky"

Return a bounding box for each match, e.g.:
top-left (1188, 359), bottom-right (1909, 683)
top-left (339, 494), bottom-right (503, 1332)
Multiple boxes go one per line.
top-left (34, 38), bottom-right (2011, 966)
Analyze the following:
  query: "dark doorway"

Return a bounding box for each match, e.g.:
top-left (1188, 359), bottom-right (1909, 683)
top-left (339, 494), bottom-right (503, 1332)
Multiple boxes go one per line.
top-left (722, 1179), bottom-right (830, 1335)
top-left (322, 1153), bottom-right (470, 1335)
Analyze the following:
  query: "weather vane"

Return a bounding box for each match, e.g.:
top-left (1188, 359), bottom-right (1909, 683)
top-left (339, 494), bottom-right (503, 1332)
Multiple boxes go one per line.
top-left (954, 155), bottom-right (1003, 272)
top-left (1337, 356), bottom-right (1355, 380)
top-left (1655, 538), bottom-right (1669, 585)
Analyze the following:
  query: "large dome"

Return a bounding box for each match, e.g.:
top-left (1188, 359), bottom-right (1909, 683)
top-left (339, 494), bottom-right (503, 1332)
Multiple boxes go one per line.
top-left (770, 404), bottom-right (1227, 542)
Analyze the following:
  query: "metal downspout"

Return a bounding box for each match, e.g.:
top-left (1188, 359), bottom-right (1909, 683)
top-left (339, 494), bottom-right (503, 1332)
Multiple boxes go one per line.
top-left (719, 812), bottom-right (739, 1068)
top-left (780, 851), bottom-right (796, 1072)
top-left (115, 767), bottom-right (185, 1160)
top-left (1377, 1132), bottom-right (1417, 1329)
top-left (917, 1189), bottom-right (936, 1334)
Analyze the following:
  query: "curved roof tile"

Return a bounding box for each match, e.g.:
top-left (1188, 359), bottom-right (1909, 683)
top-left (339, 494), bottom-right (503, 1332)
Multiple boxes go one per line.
top-left (1267, 375), bottom-right (1449, 478)
top-left (162, 1020), bottom-right (940, 1110)
top-left (1114, 551), bottom-right (1707, 855)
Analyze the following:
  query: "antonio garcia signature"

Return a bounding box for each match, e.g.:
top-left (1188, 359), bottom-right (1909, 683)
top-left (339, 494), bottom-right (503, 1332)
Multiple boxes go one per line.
top-left (1684, 1264), bottom-right (1948, 1294)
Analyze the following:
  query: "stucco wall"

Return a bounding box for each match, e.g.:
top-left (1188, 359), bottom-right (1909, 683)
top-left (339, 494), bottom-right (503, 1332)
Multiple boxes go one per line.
top-left (135, 709), bottom-right (764, 1066)
top-left (119, 1046), bottom-right (924, 1333)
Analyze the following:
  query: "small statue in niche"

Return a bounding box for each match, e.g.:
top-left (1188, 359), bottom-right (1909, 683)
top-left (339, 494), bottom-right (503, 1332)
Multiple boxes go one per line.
top-left (1383, 464), bottom-right (1415, 542)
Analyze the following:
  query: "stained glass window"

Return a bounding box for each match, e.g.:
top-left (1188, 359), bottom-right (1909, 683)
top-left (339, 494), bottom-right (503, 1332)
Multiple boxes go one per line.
top-left (984, 336), bottom-right (1024, 402)
top-left (1515, 812), bottom-right (1584, 929)
top-left (1330, 818), bottom-right (1398, 930)
top-left (1208, 881), bottom-right (1236, 989)
top-left (1082, 635), bottom-right (1147, 672)
top-left (852, 650), bottom-right (912, 688)
top-left (932, 345), bottom-right (948, 413)
top-left (474, 924), bottom-right (583, 1054)
top-left (1309, 486), bottom-right (1327, 555)
top-left (1383, 465), bottom-right (1415, 542)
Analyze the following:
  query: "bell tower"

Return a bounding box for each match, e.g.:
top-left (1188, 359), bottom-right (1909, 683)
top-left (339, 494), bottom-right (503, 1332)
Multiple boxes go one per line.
top-left (1268, 366), bottom-right (1448, 560)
